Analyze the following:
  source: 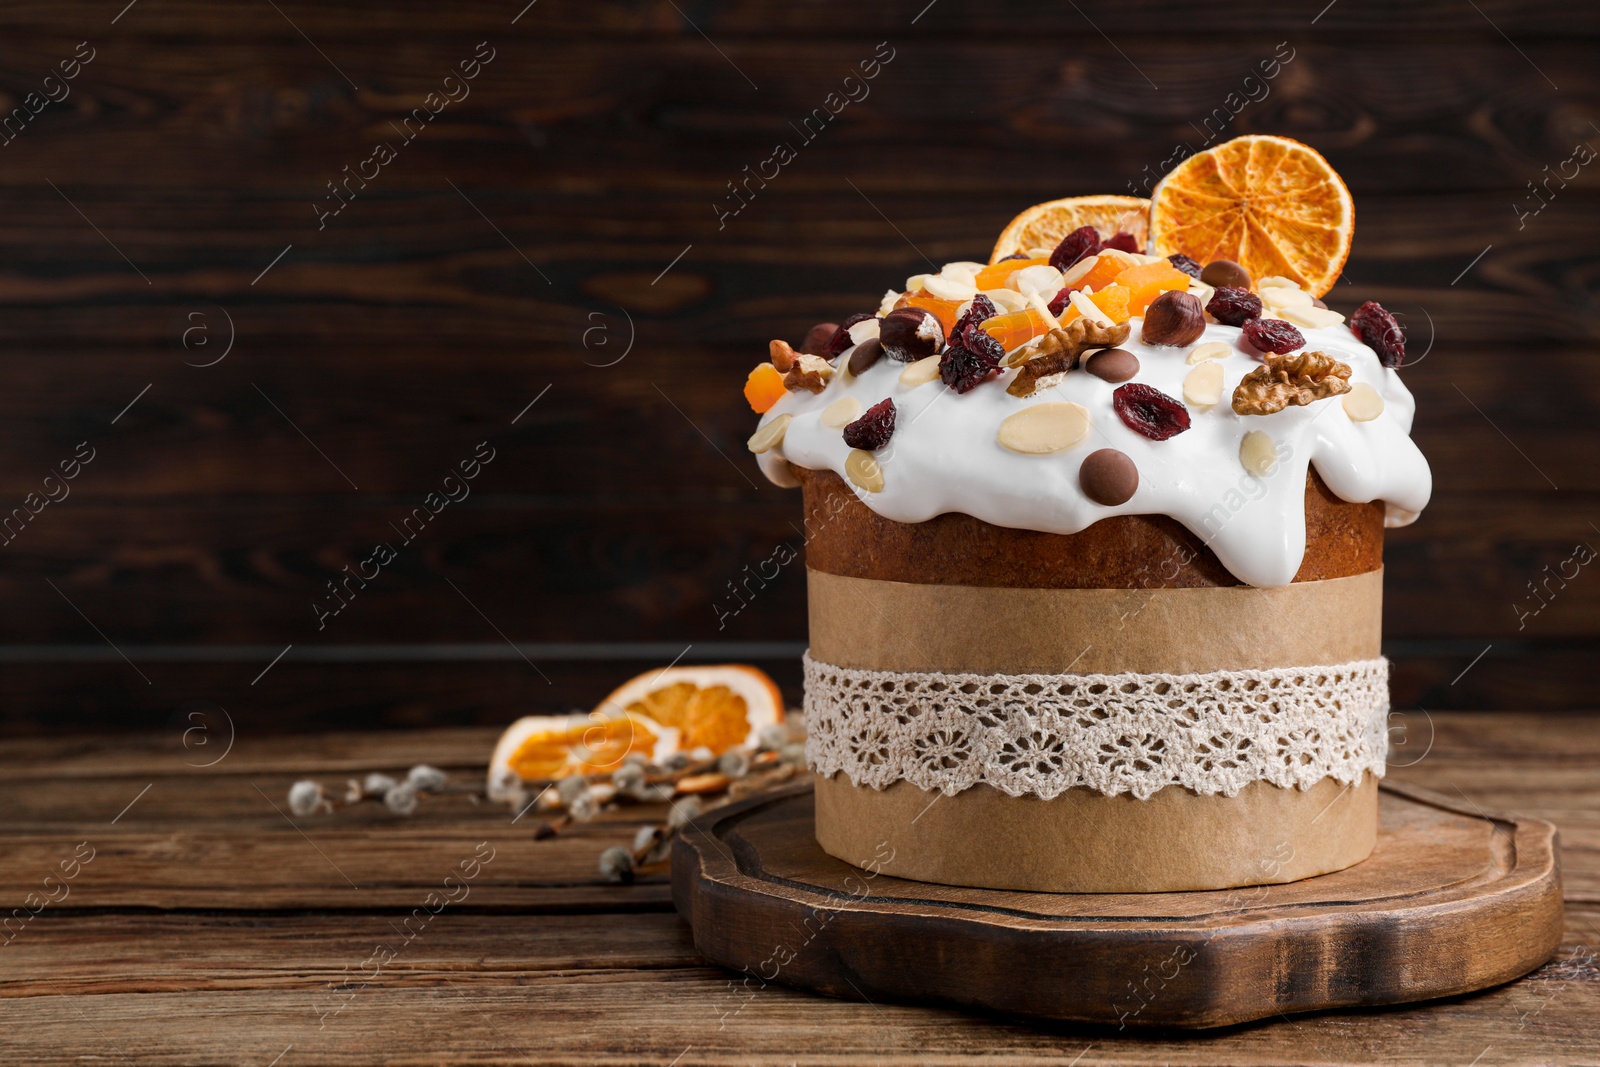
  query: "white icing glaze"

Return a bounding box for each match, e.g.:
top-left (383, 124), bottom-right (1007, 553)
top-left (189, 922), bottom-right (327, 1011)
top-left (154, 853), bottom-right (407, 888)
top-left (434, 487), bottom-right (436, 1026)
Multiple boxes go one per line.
top-left (755, 310), bottom-right (1431, 588)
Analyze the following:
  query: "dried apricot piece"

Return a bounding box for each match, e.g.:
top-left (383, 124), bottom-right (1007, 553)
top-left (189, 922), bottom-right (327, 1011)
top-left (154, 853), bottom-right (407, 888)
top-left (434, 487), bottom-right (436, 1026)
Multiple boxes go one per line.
top-left (1113, 261), bottom-right (1192, 315)
top-left (980, 308), bottom-right (1048, 352)
top-left (743, 363), bottom-right (786, 413)
top-left (895, 290), bottom-right (964, 335)
top-left (974, 257), bottom-right (1048, 290)
top-left (1075, 255), bottom-right (1126, 293)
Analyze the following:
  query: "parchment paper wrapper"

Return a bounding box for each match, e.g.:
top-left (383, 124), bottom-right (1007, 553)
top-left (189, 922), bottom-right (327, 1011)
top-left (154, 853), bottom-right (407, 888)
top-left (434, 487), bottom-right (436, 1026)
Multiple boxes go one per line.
top-left (808, 568), bottom-right (1386, 893)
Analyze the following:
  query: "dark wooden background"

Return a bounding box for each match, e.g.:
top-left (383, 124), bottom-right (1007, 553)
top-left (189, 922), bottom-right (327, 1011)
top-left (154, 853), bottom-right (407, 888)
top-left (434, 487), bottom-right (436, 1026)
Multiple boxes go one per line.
top-left (0, 0), bottom-right (1595, 735)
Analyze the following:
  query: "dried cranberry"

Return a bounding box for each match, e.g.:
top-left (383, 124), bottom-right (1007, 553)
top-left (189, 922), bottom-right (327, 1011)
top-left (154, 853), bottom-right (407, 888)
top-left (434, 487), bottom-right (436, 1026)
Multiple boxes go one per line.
top-left (1350, 301), bottom-right (1406, 368)
top-left (1047, 287), bottom-right (1079, 317)
top-left (998, 252), bottom-right (1030, 262)
top-left (825, 312), bottom-right (875, 356)
top-left (1167, 253), bottom-right (1203, 279)
top-left (1103, 231), bottom-right (1142, 254)
top-left (1048, 226), bottom-right (1101, 272)
top-left (1206, 286), bottom-right (1263, 327)
top-left (939, 330), bottom-right (1003, 393)
top-left (843, 399), bottom-right (896, 450)
top-left (1241, 317), bottom-right (1305, 355)
top-left (947, 294), bottom-right (999, 344)
top-left (1113, 383), bottom-right (1191, 441)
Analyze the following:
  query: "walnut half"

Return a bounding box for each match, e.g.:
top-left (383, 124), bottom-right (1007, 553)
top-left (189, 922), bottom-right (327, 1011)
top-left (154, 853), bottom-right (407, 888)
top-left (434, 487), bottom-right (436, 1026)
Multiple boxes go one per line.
top-left (1006, 319), bottom-right (1131, 398)
top-left (783, 353), bottom-right (835, 394)
top-left (1232, 350), bottom-right (1352, 416)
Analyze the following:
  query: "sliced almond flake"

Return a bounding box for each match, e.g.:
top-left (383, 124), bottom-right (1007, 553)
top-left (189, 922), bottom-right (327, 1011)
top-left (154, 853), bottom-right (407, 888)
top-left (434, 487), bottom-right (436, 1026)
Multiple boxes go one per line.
top-left (1182, 362), bottom-right (1225, 406)
top-left (1239, 430), bottom-right (1279, 477)
top-left (847, 317), bottom-right (881, 344)
top-left (1262, 286), bottom-right (1313, 310)
top-left (899, 354), bottom-right (941, 386)
top-left (1097, 248), bottom-right (1141, 269)
top-left (1026, 246), bottom-right (1056, 259)
top-left (877, 288), bottom-right (900, 316)
top-left (939, 261), bottom-right (985, 285)
top-left (1189, 281), bottom-right (1216, 306)
top-left (1186, 341), bottom-right (1232, 365)
top-left (1068, 289), bottom-right (1114, 328)
top-left (1009, 263), bottom-right (1065, 297)
top-left (845, 448), bottom-right (885, 492)
top-left (820, 396), bottom-right (863, 429)
top-left (984, 287), bottom-right (1028, 313)
top-left (1060, 254), bottom-right (1099, 287)
top-left (923, 274), bottom-right (979, 302)
top-left (997, 402), bottom-right (1091, 454)
top-left (1342, 382), bottom-right (1385, 422)
top-left (905, 274), bottom-right (930, 292)
top-left (1256, 275), bottom-right (1301, 289)
top-left (747, 414), bottom-right (791, 454)
top-left (1279, 305), bottom-right (1347, 330)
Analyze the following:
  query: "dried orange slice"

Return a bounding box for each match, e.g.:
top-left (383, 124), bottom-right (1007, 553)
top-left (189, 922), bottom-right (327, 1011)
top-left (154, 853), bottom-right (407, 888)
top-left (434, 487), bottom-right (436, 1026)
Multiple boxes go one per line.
top-left (1147, 135), bottom-right (1353, 297)
top-left (990, 195), bottom-right (1151, 265)
top-left (490, 709), bottom-right (674, 783)
top-left (488, 665), bottom-right (784, 787)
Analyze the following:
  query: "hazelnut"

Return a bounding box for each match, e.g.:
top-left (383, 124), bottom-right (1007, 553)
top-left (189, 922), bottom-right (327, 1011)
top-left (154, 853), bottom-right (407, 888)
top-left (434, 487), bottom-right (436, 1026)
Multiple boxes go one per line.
top-left (800, 322), bottom-right (838, 356)
top-left (878, 306), bottom-right (945, 362)
top-left (1201, 259), bottom-right (1253, 289)
top-left (1140, 291), bottom-right (1205, 347)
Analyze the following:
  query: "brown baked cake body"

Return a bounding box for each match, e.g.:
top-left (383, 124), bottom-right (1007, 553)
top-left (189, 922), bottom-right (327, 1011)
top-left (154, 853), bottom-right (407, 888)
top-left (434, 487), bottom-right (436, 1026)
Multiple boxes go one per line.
top-left (796, 465), bottom-right (1383, 588)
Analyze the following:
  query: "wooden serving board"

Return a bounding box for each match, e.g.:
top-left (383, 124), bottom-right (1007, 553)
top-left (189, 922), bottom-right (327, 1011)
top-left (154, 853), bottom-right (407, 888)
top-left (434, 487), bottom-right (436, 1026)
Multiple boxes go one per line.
top-left (672, 781), bottom-right (1564, 1029)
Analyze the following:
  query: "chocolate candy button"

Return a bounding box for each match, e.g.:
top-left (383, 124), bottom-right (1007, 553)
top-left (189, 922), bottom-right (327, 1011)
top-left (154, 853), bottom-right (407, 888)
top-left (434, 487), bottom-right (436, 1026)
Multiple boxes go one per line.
top-left (847, 338), bottom-right (885, 376)
top-left (1084, 347), bottom-right (1139, 383)
top-left (1079, 448), bottom-right (1138, 506)
top-left (1201, 258), bottom-right (1253, 290)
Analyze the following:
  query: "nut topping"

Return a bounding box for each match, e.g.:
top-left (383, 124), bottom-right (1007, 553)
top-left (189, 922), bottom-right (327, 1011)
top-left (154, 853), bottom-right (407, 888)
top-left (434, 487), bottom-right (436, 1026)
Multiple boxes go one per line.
top-left (768, 339), bottom-right (797, 372)
top-left (1139, 291), bottom-right (1205, 347)
top-left (1006, 319), bottom-right (1131, 397)
top-left (783, 353), bottom-right (836, 394)
top-left (1231, 350), bottom-right (1352, 415)
top-left (879, 306), bottom-right (945, 362)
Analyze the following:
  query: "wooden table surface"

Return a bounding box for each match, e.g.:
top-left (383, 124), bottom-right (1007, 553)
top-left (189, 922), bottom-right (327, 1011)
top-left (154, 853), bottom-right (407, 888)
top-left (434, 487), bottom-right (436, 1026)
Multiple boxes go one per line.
top-left (2, 711), bottom-right (1596, 1065)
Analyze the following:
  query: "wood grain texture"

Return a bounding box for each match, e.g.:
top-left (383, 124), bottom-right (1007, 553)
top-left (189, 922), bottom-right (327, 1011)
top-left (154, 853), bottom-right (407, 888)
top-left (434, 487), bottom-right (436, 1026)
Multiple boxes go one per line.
top-left (0, 714), bottom-right (1593, 1061)
top-left (0, 1), bottom-right (1596, 723)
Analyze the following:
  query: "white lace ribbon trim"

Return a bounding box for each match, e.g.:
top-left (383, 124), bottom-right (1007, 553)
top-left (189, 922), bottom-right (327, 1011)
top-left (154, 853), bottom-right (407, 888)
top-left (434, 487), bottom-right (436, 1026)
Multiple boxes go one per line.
top-left (804, 652), bottom-right (1389, 800)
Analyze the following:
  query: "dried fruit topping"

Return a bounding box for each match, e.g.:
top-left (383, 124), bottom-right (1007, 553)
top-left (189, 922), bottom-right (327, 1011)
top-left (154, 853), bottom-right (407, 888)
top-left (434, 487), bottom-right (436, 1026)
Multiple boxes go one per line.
top-left (768, 339), bottom-right (797, 372)
top-left (1206, 286), bottom-right (1263, 327)
top-left (1006, 319), bottom-right (1131, 397)
top-left (1200, 259), bottom-right (1253, 290)
top-left (1113, 383), bottom-right (1192, 441)
top-left (783, 353), bottom-right (835, 394)
top-left (800, 323), bottom-right (838, 356)
top-left (948, 294), bottom-right (1000, 348)
top-left (1048, 226), bottom-right (1102, 272)
top-left (980, 309), bottom-right (1048, 353)
top-left (1240, 317), bottom-right (1306, 355)
top-left (940, 336), bottom-right (1003, 394)
top-left (1232, 350), bottom-right (1352, 415)
top-left (825, 312), bottom-right (875, 356)
top-left (895, 290), bottom-right (963, 335)
top-left (743, 363), bottom-right (786, 413)
top-left (998, 251), bottom-right (1031, 262)
top-left (1103, 231), bottom-right (1142, 254)
top-left (847, 338), bottom-right (885, 376)
top-left (1167, 253), bottom-right (1204, 279)
top-left (879, 306), bottom-right (946, 362)
top-left (842, 399), bottom-right (896, 450)
top-left (1047, 287), bottom-right (1078, 317)
top-left (1112, 260), bottom-right (1191, 315)
top-left (1349, 300), bottom-right (1406, 368)
top-left (1139, 291), bottom-right (1206, 347)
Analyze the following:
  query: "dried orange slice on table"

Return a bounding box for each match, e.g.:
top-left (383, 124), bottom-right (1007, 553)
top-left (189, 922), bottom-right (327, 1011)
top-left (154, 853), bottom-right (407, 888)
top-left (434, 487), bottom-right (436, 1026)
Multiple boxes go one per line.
top-left (488, 665), bottom-right (785, 790)
top-left (989, 195), bottom-right (1151, 264)
top-left (1147, 134), bottom-right (1353, 297)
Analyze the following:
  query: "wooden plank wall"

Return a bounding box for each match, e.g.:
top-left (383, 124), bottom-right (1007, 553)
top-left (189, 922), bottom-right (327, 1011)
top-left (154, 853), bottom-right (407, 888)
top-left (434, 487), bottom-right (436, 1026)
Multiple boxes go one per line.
top-left (0, 1), bottom-right (1594, 733)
